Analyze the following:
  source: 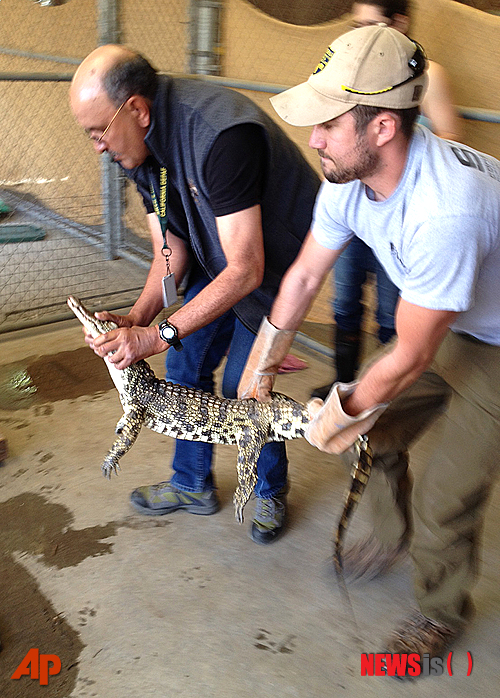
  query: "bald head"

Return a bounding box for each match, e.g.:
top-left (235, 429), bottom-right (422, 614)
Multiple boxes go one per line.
top-left (70, 44), bottom-right (157, 111)
top-left (70, 45), bottom-right (157, 170)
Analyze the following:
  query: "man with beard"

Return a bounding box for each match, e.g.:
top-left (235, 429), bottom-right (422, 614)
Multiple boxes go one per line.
top-left (310, 0), bottom-right (461, 402)
top-left (239, 25), bottom-right (500, 662)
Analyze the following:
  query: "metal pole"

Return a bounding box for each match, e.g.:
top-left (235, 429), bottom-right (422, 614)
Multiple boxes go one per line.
top-left (97, 0), bottom-right (119, 45)
top-left (0, 46), bottom-right (81, 65)
top-left (100, 152), bottom-right (124, 260)
top-left (97, 0), bottom-right (123, 260)
top-left (190, 0), bottom-right (222, 76)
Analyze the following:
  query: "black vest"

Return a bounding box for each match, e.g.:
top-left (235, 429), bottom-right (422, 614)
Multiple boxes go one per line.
top-left (130, 76), bottom-right (320, 332)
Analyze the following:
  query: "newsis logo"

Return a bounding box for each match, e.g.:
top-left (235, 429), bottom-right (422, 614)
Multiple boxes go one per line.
top-left (313, 46), bottom-right (335, 75)
top-left (361, 652), bottom-right (473, 678)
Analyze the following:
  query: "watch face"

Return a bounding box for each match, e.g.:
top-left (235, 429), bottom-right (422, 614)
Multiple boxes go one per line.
top-left (159, 321), bottom-right (176, 342)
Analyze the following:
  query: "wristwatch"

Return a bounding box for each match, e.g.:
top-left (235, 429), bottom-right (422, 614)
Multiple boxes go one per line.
top-left (158, 319), bottom-right (183, 352)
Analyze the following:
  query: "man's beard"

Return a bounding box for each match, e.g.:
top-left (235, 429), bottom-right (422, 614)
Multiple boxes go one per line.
top-left (320, 136), bottom-right (380, 184)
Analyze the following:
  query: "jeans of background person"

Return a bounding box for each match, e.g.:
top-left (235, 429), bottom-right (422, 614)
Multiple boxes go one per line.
top-left (333, 236), bottom-right (400, 344)
top-left (165, 267), bottom-right (288, 497)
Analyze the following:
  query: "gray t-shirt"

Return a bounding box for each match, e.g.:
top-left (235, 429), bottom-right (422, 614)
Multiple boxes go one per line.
top-left (312, 126), bottom-right (500, 345)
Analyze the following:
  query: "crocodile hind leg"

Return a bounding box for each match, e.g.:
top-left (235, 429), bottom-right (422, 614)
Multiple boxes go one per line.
top-left (233, 426), bottom-right (266, 524)
top-left (115, 413), bottom-right (129, 433)
top-left (102, 407), bottom-right (146, 478)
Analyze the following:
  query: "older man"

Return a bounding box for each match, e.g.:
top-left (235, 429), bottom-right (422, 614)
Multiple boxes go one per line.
top-left (70, 45), bottom-right (319, 544)
top-left (240, 25), bottom-right (500, 659)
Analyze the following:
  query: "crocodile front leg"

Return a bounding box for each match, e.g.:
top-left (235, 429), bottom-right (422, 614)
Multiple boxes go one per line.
top-left (233, 426), bottom-right (266, 524)
top-left (101, 407), bottom-right (146, 478)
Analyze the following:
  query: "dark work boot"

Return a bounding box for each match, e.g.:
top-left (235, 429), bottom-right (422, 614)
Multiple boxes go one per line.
top-left (310, 381), bottom-right (334, 400)
top-left (334, 327), bottom-right (361, 383)
top-left (310, 327), bottom-right (362, 399)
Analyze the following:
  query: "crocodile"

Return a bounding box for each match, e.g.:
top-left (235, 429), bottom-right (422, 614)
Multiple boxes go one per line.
top-left (67, 296), bottom-right (310, 522)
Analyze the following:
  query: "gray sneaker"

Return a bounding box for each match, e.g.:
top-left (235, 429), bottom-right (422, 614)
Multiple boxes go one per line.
top-left (130, 481), bottom-right (220, 516)
top-left (250, 490), bottom-right (287, 545)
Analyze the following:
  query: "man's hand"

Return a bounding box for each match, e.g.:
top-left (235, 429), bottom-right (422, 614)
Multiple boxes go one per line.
top-left (82, 310), bottom-right (135, 347)
top-left (305, 382), bottom-right (388, 454)
top-left (90, 324), bottom-right (164, 370)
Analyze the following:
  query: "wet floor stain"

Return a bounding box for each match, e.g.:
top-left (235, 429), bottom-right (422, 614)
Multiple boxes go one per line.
top-left (0, 552), bottom-right (85, 698)
top-left (0, 363), bottom-right (36, 410)
top-left (0, 347), bottom-right (113, 410)
top-left (0, 492), bottom-right (171, 697)
top-left (0, 494), bottom-right (115, 696)
top-left (1, 493), bottom-right (117, 569)
top-left (0, 496), bottom-right (92, 698)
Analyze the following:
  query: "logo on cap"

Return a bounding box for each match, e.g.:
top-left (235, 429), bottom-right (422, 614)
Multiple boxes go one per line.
top-left (313, 46), bottom-right (335, 74)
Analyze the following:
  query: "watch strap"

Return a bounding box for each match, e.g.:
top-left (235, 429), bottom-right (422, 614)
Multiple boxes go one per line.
top-left (158, 320), bottom-right (183, 351)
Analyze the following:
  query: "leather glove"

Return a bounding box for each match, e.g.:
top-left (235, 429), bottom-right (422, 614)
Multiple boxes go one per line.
top-left (238, 316), bottom-right (296, 402)
top-left (305, 381), bottom-right (388, 454)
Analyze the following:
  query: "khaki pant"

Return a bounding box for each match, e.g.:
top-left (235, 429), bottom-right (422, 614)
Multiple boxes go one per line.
top-left (351, 331), bottom-right (500, 630)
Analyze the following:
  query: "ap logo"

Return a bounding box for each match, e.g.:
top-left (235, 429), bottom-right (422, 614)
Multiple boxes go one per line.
top-left (11, 648), bottom-right (62, 686)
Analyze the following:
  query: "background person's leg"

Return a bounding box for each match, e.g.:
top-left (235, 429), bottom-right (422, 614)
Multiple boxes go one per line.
top-left (311, 239), bottom-right (366, 399)
top-left (373, 257), bottom-right (400, 345)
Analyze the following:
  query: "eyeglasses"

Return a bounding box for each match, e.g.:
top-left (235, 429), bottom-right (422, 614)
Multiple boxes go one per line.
top-left (88, 99), bottom-right (128, 143)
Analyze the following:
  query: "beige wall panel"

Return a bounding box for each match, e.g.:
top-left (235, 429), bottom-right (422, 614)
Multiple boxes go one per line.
top-left (412, 0), bottom-right (500, 157)
top-left (121, 0), bottom-right (190, 73)
top-left (461, 120), bottom-right (500, 159)
top-left (0, 80), bottom-right (102, 224)
top-left (0, 0), bottom-right (191, 228)
top-left (0, 0), bottom-right (97, 61)
top-left (411, 0), bottom-right (500, 113)
top-left (225, 0), bottom-right (350, 85)
top-left (1, 0), bottom-right (97, 224)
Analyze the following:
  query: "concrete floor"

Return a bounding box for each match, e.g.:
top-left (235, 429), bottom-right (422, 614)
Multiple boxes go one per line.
top-left (0, 319), bottom-right (498, 698)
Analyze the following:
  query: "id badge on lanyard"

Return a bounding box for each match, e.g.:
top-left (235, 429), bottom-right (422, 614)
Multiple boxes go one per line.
top-left (149, 166), bottom-right (178, 308)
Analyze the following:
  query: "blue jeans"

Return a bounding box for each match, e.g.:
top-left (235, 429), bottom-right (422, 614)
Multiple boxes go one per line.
top-left (333, 237), bottom-right (400, 344)
top-left (165, 268), bottom-right (288, 498)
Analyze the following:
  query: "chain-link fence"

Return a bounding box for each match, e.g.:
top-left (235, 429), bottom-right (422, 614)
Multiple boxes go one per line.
top-left (0, 0), bottom-right (231, 330)
top-left (0, 0), bottom-right (189, 331)
top-left (1, 0), bottom-right (499, 332)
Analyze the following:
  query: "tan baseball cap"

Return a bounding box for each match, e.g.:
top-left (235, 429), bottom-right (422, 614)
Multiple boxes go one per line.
top-left (271, 25), bottom-right (428, 127)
